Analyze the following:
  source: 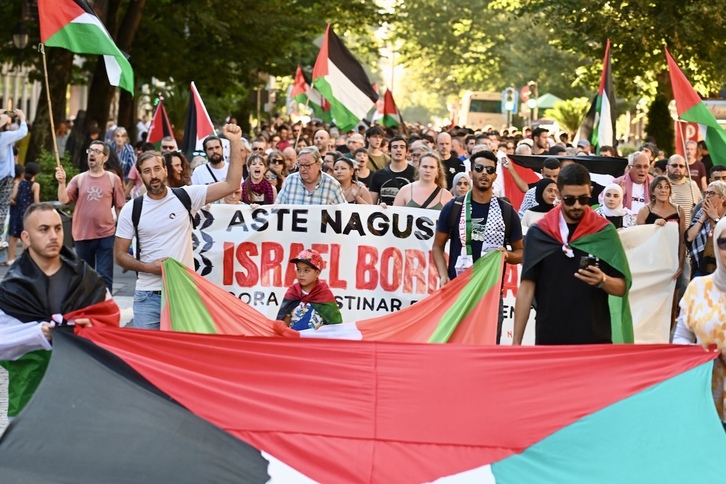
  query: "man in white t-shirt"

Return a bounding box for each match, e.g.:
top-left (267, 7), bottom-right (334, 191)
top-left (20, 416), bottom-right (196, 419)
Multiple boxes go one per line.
top-left (114, 124), bottom-right (243, 329)
top-left (191, 135), bottom-right (229, 187)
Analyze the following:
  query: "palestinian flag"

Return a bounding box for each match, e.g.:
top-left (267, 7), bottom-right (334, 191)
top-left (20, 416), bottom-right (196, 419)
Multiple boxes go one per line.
top-left (577, 39), bottom-right (615, 153)
top-left (38, 0), bottom-right (133, 93)
top-left (181, 82), bottom-right (215, 158)
top-left (666, 46), bottom-right (726, 164)
top-left (145, 100), bottom-right (174, 149)
top-left (160, 252), bottom-right (505, 344)
top-left (509, 154), bottom-right (628, 178)
top-left (524, 205), bottom-right (634, 343)
top-left (382, 88), bottom-right (403, 128)
top-left (291, 66), bottom-right (332, 123)
top-left (1, 327), bottom-right (723, 482)
top-left (313, 24), bottom-right (378, 131)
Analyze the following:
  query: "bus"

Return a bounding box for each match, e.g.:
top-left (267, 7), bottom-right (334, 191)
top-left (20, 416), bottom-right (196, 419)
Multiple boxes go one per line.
top-left (458, 91), bottom-right (507, 130)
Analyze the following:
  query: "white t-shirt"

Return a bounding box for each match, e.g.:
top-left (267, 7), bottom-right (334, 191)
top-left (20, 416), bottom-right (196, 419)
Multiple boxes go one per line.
top-left (191, 162), bottom-right (229, 185)
top-left (116, 185), bottom-right (208, 290)
top-left (630, 182), bottom-right (646, 213)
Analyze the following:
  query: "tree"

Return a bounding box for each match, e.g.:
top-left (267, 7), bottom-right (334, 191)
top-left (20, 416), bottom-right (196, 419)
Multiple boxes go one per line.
top-left (543, 98), bottom-right (590, 137)
top-left (644, 94), bottom-right (674, 155)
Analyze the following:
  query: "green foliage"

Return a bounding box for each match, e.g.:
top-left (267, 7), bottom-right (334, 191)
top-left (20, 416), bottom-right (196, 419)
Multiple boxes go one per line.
top-left (34, 151), bottom-right (79, 203)
top-left (543, 98), bottom-right (591, 137)
top-left (645, 94), bottom-right (675, 155)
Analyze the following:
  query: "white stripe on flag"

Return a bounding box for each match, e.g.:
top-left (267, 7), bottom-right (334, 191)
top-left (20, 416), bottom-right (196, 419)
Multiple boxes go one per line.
top-left (326, 59), bottom-right (375, 120)
top-left (103, 55), bottom-right (122, 86)
top-left (597, 95), bottom-right (613, 147)
top-left (71, 12), bottom-right (113, 37)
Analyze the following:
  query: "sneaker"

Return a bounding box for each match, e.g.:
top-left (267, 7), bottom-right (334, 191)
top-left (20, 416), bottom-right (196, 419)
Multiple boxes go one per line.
top-left (0, 241), bottom-right (9, 249)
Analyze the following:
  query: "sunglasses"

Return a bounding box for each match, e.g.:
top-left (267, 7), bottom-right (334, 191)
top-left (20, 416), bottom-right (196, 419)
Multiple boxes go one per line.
top-left (473, 164), bottom-right (496, 175)
top-left (271, 159), bottom-right (284, 164)
top-left (718, 238), bottom-right (726, 250)
top-left (561, 195), bottom-right (590, 206)
top-left (669, 164), bottom-right (685, 168)
top-left (161, 145), bottom-right (175, 150)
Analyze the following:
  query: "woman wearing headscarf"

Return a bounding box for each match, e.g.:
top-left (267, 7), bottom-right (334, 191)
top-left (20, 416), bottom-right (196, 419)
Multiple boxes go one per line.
top-left (521, 178), bottom-right (557, 227)
top-left (595, 183), bottom-right (636, 229)
top-left (673, 217), bottom-right (726, 431)
top-left (450, 172), bottom-right (470, 197)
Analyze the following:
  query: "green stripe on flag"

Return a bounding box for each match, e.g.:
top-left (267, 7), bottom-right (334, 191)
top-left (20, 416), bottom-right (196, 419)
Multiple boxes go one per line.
top-left (162, 259), bottom-right (218, 334)
top-left (313, 77), bottom-right (361, 132)
top-left (428, 251), bottom-right (503, 343)
top-left (682, 102), bottom-right (726, 164)
top-left (491, 362), bottom-right (726, 482)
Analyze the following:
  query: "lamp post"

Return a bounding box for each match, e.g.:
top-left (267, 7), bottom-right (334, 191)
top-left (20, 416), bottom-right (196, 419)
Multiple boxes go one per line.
top-left (12, 21), bottom-right (29, 53)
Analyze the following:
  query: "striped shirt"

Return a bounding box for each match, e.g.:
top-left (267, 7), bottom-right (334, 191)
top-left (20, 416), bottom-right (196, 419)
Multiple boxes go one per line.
top-left (670, 179), bottom-right (702, 226)
top-left (276, 172), bottom-right (347, 205)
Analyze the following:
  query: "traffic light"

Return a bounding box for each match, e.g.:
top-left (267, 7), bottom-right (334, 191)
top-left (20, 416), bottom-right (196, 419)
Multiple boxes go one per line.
top-left (527, 81), bottom-right (537, 109)
top-left (505, 88), bottom-right (515, 112)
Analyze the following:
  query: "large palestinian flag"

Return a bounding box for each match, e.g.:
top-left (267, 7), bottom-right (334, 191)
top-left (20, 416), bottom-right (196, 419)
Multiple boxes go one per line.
top-left (38, 0), bottom-right (133, 93)
top-left (291, 66), bottom-right (332, 124)
top-left (145, 100), bottom-right (174, 149)
top-left (666, 46), bottom-right (726, 164)
top-left (160, 251), bottom-right (505, 344)
top-left (180, 82), bottom-right (215, 157)
top-left (577, 39), bottom-right (615, 153)
top-left (1, 327), bottom-right (723, 482)
top-left (313, 24), bottom-right (378, 131)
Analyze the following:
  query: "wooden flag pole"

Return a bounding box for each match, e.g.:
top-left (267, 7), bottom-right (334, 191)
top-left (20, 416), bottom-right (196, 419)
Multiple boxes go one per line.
top-left (675, 119), bottom-right (698, 208)
top-left (38, 44), bottom-right (62, 168)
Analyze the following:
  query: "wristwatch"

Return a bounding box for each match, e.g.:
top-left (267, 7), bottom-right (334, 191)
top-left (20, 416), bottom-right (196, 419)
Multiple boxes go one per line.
top-left (597, 274), bottom-right (607, 289)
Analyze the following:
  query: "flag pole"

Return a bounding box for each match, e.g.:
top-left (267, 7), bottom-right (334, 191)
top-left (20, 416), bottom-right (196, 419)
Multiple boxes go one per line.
top-left (293, 95), bottom-right (312, 149)
top-left (676, 119), bottom-right (698, 208)
top-left (38, 44), bottom-right (62, 168)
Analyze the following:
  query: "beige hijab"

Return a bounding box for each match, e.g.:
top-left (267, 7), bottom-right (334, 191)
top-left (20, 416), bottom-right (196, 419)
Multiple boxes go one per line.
top-left (713, 218), bottom-right (726, 292)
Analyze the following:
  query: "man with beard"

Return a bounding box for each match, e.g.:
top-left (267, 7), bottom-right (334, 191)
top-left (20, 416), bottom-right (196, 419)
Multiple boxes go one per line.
top-left (531, 127), bottom-right (549, 155)
top-left (0, 203), bottom-right (116, 419)
top-left (613, 151), bottom-right (652, 213)
top-left (191, 135), bottom-right (228, 187)
top-left (275, 146), bottom-right (346, 205)
top-left (56, 140), bottom-right (126, 292)
top-left (433, 150), bottom-right (523, 343)
top-left (513, 163), bottom-right (631, 346)
top-left (114, 124), bottom-right (244, 329)
top-left (438, 132), bottom-right (465, 189)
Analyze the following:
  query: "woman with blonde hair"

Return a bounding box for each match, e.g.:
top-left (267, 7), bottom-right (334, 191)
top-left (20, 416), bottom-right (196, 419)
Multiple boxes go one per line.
top-left (393, 151), bottom-right (452, 210)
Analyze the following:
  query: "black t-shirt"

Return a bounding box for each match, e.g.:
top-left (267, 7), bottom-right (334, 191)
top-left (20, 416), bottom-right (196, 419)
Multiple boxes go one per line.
top-left (358, 171), bottom-right (373, 188)
top-left (369, 164), bottom-right (417, 205)
top-left (48, 263), bottom-right (75, 315)
top-left (521, 222), bottom-right (623, 345)
top-left (442, 154), bottom-right (466, 190)
top-left (437, 197), bottom-right (523, 280)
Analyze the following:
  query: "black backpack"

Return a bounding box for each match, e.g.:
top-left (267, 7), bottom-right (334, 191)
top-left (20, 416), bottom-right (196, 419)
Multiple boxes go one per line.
top-left (131, 188), bottom-right (193, 261)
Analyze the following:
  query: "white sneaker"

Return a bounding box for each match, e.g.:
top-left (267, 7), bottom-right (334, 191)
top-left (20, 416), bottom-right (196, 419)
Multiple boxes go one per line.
top-left (0, 241), bottom-right (9, 249)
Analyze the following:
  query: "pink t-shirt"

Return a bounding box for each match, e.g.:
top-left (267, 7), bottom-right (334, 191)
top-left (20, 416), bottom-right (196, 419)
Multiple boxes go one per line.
top-left (127, 164), bottom-right (144, 197)
top-left (67, 171), bottom-right (126, 241)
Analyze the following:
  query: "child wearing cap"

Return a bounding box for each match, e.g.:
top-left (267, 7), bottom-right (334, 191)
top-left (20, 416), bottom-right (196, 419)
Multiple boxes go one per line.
top-left (276, 248), bottom-right (342, 330)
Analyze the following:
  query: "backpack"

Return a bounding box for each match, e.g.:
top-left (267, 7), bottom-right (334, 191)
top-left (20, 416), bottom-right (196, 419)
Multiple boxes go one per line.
top-left (447, 195), bottom-right (514, 244)
top-left (131, 188), bottom-right (193, 261)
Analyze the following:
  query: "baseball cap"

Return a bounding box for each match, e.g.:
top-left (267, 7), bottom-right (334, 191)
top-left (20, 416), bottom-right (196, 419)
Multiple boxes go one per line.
top-left (576, 139), bottom-right (591, 148)
top-left (291, 248), bottom-right (326, 271)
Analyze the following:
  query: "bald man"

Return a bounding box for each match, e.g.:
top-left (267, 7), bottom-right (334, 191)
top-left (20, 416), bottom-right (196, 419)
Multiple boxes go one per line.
top-left (438, 132), bottom-right (465, 189)
top-left (314, 130), bottom-right (331, 156)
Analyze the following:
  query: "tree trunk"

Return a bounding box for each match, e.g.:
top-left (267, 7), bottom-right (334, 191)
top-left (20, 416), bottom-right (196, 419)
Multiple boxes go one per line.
top-left (27, 48), bottom-right (74, 163)
top-left (117, 89), bottom-right (136, 139)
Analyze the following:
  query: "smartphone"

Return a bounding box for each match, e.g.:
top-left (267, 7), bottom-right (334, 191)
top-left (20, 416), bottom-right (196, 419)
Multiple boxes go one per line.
top-left (579, 256), bottom-right (598, 270)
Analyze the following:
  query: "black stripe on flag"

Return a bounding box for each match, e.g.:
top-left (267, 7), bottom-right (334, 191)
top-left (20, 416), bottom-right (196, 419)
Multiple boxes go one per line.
top-left (327, 28), bottom-right (378, 103)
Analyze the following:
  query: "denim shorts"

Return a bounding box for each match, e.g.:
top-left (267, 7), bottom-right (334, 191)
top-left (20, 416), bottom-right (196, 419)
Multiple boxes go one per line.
top-left (132, 290), bottom-right (162, 330)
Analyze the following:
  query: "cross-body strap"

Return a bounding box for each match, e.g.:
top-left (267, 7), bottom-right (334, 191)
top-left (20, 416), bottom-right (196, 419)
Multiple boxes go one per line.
top-left (420, 186), bottom-right (442, 209)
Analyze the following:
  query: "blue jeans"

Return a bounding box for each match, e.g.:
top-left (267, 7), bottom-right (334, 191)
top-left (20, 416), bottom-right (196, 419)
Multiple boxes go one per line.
top-left (132, 290), bottom-right (161, 330)
top-left (75, 235), bottom-right (115, 292)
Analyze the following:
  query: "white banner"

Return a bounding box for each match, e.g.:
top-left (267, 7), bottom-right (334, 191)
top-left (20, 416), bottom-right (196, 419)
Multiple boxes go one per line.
top-left (192, 204), bottom-right (442, 322)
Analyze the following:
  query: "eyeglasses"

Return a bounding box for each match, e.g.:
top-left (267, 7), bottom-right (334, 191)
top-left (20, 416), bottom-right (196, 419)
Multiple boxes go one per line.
top-left (669, 164), bottom-right (686, 168)
top-left (271, 159), bottom-right (285, 164)
top-left (717, 237), bottom-right (726, 250)
top-left (704, 190), bottom-right (720, 197)
top-left (561, 195), bottom-right (590, 206)
top-left (252, 146), bottom-right (265, 151)
top-left (86, 148), bottom-right (104, 155)
top-left (473, 164), bottom-right (496, 175)
top-left (297, 161), bottom-right (318, 170)
top-left (630, 164), bottom-right (649, 170)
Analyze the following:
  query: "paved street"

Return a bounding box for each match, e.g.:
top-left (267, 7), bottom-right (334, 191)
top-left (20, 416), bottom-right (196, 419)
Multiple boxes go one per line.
top-left (0, 249), bottom-right (136, 433)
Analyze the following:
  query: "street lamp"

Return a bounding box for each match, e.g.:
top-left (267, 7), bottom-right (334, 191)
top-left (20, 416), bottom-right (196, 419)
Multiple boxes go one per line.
top-left (12, 21), bottom-right (29, 50)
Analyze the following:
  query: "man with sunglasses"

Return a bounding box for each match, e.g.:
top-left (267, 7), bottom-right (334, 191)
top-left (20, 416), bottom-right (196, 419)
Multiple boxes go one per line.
top-left (160, 136), bottom-right (177, 154)
top-left (433, 150), bottom-right (523, 343)
top-left (513, 163), bottom-right (631, 346)
top-left (275, 146), bottom-right (346, 205)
